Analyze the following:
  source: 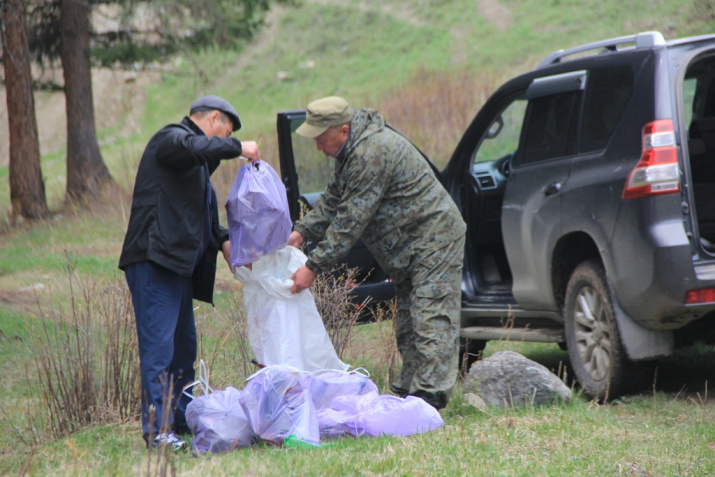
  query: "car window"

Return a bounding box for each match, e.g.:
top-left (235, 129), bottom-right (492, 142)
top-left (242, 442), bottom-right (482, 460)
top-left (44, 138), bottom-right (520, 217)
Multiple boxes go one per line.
top-left (521, 91), bottom-right (579, 164)
top-left (472, 99), bottom-right (527, 167)
top-left (580, 66), bottom-right (634, 152)
top-left (289, 117), bottom-right (334, 194)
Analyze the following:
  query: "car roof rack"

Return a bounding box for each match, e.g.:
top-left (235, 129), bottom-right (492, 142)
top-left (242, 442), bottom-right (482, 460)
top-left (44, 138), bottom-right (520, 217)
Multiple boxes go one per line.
top-left (537, 31), bottom-right (665, 68)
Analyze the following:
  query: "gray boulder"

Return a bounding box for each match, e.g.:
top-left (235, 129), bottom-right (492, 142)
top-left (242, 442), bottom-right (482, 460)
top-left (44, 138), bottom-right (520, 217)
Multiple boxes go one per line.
top-left (463, 350), bottom-right (572, 409)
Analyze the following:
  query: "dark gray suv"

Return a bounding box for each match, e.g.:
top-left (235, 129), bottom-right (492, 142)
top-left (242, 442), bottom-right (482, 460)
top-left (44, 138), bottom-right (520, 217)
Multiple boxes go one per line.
top-left (277, 31), bottom-right (715, 400)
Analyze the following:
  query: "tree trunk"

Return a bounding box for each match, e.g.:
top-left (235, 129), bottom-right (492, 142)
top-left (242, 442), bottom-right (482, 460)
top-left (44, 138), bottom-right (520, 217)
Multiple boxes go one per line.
top-left (59, 0), bottom-right (113, 203)
top-left (1, 0), bottom-right (49, 220)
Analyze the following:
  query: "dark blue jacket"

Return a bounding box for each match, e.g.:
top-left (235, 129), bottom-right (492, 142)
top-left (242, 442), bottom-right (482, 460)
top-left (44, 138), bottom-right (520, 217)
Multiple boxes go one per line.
top-left (119, 117), bottom-right (243, 303)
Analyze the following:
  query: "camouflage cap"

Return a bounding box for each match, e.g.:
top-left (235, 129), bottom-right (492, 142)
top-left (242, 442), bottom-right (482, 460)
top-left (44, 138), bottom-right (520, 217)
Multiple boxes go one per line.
top-left (296, 96), bottom-right (353, 138)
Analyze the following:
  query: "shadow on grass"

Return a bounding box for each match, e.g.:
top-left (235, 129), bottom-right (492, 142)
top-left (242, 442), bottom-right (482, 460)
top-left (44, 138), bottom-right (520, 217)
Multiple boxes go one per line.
top-left (651, 341), bottom-right (714, 396)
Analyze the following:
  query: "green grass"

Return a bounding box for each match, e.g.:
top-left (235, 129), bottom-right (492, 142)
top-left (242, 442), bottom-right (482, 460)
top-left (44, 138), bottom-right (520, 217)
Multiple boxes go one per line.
top-left (1, 336), bottom-right (713, 475)
top-left (1, 0), bottom-right (715, 475)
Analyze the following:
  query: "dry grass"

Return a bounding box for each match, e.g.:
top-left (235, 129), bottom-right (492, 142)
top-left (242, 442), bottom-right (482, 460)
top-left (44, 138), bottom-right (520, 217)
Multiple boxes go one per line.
top-left (312, 264), bottom-right (369, 360)
top-left (378, 68), bottom-right (502, 169)
top-left (29, 257), bottom-right (140, 439)
top-left (342, 302), bottom-right (400, 391)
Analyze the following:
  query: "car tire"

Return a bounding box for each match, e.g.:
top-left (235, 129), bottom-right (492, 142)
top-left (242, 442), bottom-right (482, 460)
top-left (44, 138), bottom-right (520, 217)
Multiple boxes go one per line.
top-left (564, 259), bottom-right (631, 401)
top-left (459, 337), bottom-right (486, 377)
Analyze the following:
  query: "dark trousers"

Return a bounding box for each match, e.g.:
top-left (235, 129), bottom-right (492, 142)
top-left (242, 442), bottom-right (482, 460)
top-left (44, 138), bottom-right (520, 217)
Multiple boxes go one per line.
top-left (125, 261), bottom-right (196, 436)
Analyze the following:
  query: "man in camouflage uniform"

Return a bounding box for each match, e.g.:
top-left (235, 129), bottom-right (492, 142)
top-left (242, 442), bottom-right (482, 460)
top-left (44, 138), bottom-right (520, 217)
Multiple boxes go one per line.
top-left (288, 96), bottom-right (466, 409)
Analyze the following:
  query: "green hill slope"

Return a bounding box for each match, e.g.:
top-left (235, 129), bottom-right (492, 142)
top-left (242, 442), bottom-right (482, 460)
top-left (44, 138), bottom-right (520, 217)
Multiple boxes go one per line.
top-left (129, 0), bottom-right (715, 220)
top-left (2, 0), bottom-right (712, 215)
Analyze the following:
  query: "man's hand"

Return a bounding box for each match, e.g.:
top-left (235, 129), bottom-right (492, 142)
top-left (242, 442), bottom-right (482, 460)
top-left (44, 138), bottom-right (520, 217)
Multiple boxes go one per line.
top-left (288, 230), bottom-right (304, 248)
top-left (240, 140), bottom-right (261, 163)
top-left (221, 241), bottom-right (235, 274)
top-left (290, 265), bottom-right (316, 294)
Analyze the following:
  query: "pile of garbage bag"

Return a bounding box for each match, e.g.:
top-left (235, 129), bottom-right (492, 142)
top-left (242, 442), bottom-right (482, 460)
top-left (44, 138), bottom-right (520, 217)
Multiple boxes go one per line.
top-left (185, 366), bottom-right (444, 454)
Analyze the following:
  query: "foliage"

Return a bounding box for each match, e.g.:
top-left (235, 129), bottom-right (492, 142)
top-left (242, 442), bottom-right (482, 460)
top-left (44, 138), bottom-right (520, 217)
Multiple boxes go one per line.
top-left (25, 0), bottom-right (295, 72)
top-left (312, 264), bottom-right (368, 359)
top-left (24, 0), bottom-right (61, 69)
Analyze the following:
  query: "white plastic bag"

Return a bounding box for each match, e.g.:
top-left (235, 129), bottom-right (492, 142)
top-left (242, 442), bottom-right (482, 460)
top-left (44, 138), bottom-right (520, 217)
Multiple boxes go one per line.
top-left (234, 246), bottom-right (348, 372)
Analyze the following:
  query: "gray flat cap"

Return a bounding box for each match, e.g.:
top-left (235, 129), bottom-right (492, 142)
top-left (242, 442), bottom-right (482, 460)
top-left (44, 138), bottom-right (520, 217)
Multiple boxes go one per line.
top-left (189, 95), bottom-right (242, 131)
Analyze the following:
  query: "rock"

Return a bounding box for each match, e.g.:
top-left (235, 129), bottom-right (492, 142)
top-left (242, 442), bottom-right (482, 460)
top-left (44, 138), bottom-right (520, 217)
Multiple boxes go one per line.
top-left (463, 350), bottom-right (572, 409)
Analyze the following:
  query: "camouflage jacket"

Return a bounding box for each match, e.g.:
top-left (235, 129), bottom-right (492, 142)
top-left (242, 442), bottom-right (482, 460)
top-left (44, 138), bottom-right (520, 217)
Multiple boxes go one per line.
top-left (293, 108), bottom-right (466, 282)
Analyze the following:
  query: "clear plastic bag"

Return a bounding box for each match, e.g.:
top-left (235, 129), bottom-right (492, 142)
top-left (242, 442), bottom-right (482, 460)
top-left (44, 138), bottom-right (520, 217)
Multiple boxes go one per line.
top-left (234, 246), bottom-right (348, 372)
top-left (225, 160), bottom-right (292, 267)
top-left (185, 386), bottom-right (253, 453)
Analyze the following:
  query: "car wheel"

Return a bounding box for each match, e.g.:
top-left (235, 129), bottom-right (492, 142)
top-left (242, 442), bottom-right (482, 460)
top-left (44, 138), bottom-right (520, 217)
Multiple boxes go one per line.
top-left (564, 259), bottom-right (630, 401)
top-left (459, 337), bottom-right (486, 377)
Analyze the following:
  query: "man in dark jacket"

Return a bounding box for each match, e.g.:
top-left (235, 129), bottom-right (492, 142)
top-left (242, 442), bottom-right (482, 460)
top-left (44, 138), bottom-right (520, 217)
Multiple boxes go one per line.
top-left (119, 95), bottom-right (261, 449)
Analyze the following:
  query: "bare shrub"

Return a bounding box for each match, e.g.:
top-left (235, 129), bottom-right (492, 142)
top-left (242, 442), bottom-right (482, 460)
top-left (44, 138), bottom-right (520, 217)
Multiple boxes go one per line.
top-left (194, 292), bottom-right (257, 392)
top-left (29, 255), bottom-right (140, 439)
top-left (312, 265), bottom-right (370, 360)
top-left (363, 301), bottom-right (400, 392)
top-left (378, 68), bottom-right (500, 169)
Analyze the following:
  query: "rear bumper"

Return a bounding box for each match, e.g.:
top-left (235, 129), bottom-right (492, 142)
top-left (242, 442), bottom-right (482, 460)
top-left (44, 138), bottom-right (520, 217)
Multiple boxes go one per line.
top-left (609, 218), bottom-right (715, 330)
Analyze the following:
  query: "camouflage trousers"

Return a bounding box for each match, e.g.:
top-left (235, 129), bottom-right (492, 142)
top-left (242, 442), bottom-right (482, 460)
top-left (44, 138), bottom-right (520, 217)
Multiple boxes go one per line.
top-left (390, 233), bottom-right (465, 409)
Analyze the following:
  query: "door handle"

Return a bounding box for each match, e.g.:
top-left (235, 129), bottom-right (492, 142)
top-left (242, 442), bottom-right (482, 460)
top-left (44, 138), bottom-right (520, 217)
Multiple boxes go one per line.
top-left (543, 182), bottom-right (562, 196)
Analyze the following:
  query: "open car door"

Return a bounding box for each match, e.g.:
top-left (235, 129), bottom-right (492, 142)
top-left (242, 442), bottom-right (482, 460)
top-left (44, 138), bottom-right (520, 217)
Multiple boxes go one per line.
top-left (276, 110), bottom-right (395, 305)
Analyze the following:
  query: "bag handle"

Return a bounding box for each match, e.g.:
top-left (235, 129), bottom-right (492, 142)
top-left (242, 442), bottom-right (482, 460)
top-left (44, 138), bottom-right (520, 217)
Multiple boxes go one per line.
top-left (182, 359), bottom-right (213, 399)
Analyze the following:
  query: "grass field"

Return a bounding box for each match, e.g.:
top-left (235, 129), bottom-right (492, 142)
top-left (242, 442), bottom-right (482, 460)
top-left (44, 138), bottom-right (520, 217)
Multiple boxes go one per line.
top-left (1, 0), bottom-right (715, 475)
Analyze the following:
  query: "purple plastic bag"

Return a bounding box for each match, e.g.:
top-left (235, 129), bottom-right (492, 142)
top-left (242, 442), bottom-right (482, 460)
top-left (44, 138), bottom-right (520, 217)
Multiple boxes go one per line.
top-left (225, 161), bottom-right (292, 267)
top-left (317, 391), bottom-right (444, 439)
top-left (306, 370), bottom-right (378, 411)
top-left (239, 366), bottom-right (320, 446)
top-left (185, 386), bottom-right (253, 453)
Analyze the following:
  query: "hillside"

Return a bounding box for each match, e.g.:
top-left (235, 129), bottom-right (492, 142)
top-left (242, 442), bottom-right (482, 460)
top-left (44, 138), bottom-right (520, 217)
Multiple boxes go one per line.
top-left (1, 0), bottom-right (709, 213)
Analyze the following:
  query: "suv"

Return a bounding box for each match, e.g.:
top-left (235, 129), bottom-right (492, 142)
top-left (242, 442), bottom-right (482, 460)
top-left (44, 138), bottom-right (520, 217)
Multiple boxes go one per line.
top-left (276, 31), bottom-right (715, 400)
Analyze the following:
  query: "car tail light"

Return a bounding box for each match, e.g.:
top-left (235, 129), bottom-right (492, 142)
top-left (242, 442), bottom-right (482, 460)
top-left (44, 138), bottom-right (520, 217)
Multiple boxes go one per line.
top-left (685, 287), bottom-right (715, 304)
top-left (622, 119), bottom-right (680, 200)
